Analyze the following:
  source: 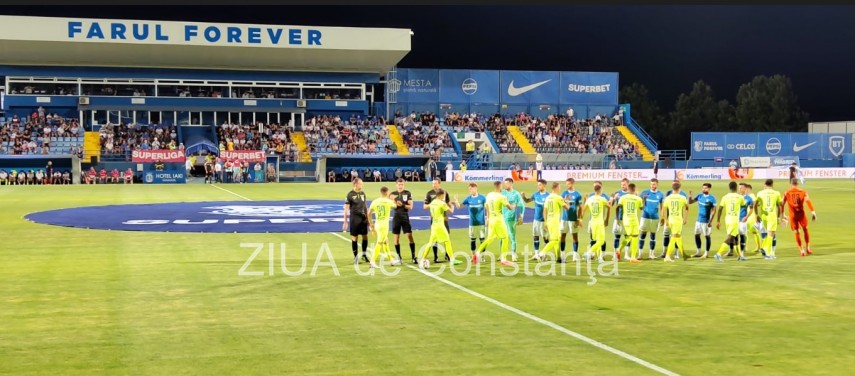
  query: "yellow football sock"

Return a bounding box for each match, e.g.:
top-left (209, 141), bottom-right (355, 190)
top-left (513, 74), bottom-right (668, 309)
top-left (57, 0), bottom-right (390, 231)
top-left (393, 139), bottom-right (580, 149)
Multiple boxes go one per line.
top-left (384, 244), bottom-right (395, 261)
top-left (443, 241), bottom-right (454, 260)
top-left (717, 243), bottom-right (730, 256)
top-left (630, 236), bottom-right (639, 259)
top-left (543, 240), bottom-right (560, 258)
top-left (372, 242), bottom-right (383, 263)
top-left (592, 239), bottom-right (604, 258)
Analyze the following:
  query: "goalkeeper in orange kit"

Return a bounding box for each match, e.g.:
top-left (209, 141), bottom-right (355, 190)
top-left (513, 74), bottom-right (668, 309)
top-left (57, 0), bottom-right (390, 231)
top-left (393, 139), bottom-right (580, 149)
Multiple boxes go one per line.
top-left (783, 178), bottom-right (816, 256)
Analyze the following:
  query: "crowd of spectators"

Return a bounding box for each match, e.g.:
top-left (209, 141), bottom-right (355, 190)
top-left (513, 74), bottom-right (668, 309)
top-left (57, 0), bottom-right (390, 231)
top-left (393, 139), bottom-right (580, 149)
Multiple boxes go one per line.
top-left (99, 122), bottom-right (181, 159)
top-left (0, 108), bottom-right (83, 155)
top-left (217, 122), bottom-right (264, 151)
top-left (400, 110), bottom-right (640, 159)
top-left (394, 112), bottom-right (456, 158)
top-left (512, 112), bottom-right (641, 160)
top-left (302, 114), bottom-right (395, 155)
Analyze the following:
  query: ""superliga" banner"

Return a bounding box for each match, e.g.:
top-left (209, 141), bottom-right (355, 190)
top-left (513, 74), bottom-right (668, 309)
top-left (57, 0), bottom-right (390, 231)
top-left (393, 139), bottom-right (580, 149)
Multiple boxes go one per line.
top-left (132, 149), bottom-right (185, 162)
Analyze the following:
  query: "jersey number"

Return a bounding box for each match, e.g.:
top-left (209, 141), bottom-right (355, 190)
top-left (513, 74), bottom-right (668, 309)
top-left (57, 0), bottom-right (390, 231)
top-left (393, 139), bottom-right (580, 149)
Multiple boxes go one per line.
top-left (791, 195), bottom-right (802, 207)
top-left (670, 201), bottom-right (680, 213)
top-left (591, 205), bottom-right (600, 215)
top-left (376, 206), bottom-right (387, 218)
top-left (627, 202), bottom-right (636, 213)
top-left (729, 202), bottom-right (736, 215)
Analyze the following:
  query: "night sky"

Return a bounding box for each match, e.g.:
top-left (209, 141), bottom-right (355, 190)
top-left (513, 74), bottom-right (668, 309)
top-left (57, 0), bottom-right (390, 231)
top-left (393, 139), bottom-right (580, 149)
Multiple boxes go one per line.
top-left (3, 5), bottom-right (855, 122)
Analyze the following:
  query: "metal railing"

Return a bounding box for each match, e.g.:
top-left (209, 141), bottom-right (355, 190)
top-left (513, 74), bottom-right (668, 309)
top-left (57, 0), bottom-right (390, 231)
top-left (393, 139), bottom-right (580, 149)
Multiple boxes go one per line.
top-left (626, 116), bottom-right (658, 151)
top-left (657, 149), bottom-right (687, 161)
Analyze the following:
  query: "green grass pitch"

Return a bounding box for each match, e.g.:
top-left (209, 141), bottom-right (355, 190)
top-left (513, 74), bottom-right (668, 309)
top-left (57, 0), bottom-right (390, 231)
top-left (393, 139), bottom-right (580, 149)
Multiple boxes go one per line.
top-left (0, 179), bottom-right (853, 375)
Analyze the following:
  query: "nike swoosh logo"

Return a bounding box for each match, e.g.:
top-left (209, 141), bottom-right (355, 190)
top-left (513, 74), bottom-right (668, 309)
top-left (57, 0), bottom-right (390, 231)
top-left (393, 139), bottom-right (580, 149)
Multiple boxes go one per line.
top-left (793, 142), bottom-right (817, 152)
top-left (507, 79), bottom-right (552, 96)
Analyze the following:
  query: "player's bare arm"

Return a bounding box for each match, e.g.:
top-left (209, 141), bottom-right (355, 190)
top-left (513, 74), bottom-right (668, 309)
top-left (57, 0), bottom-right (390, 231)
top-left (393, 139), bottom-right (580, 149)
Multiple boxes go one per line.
top-left (683, 203), bottom-right (688, 225)
top-left (343, 203), bottom-right (350, 232)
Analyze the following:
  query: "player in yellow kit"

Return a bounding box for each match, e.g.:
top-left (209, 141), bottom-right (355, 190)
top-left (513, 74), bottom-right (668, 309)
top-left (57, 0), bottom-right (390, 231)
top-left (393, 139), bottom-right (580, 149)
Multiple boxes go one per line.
top-left (579, 182), bottom-right (610, 263)
top-left (755, 179), bottom-right (784, 260)
top-left (715, 181), bottom-right (748, 262)
top-left (535, 182), bottom-right (569, 262)
top-left (367, 186), bottom-right (401, 268)
top-left (617, 183), bottom-right (644, 263)
top-left (419, 189), bottom-right (461, 268)
top-left (661, 182), bottom-right (689, 262)
top-left (475, 181), bottom-right (516, 265)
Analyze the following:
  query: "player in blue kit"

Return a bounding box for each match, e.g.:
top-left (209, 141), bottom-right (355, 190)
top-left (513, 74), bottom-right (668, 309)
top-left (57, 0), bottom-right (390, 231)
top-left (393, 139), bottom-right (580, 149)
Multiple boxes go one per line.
top-left (688, 183), bottom-right (717, 258)
top-left (610, 178), bottom-right (630, 260)
top-left (523, 179), bottom-right (551, 257)
top-left (453, 183), bottom-right (487, 256)
top-left (663, 180), bottom-right (689, 257)
top-left (560, 178), bottom-right (584, 262)
top-left (640, 178), bottom-right (665, 259)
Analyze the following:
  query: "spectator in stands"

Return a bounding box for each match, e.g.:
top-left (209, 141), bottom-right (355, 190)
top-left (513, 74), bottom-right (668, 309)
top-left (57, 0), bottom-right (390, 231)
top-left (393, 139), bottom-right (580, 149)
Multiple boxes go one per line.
top-left (0, 169), bottom-right (7, 185)
top-left (328, 169), bottom-right (336, 182)
top-left (87, 167), bottom-right (96, 184)
top-left (111, 168), bottom-right (120, 183)
top-left (17, 170), bottom-right (26, 185)
top-left (35, 169), bottom-right (44, 184)
top-left (372, 169), bottom-right (382, 182)
top-left (99, 168), bottom-right (108, 184)
top-left (124, 168), bottom-right (134, 184)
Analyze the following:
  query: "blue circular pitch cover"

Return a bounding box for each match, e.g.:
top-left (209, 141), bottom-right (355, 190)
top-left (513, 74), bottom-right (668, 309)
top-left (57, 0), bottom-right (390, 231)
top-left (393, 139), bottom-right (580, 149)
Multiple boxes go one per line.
top-left (25, 200), bottom-right (535, 234)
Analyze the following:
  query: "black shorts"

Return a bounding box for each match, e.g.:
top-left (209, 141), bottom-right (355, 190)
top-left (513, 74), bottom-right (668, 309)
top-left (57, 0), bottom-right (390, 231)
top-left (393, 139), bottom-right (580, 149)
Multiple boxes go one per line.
top-left (392, 218), bottom-right (412, 235)
top-left (349, 216), bottom-right (368, 236)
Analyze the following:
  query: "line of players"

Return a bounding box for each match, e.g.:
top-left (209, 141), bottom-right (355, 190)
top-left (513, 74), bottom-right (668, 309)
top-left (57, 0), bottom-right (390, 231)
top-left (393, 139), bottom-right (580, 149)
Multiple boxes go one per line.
top-left (342, 175), bottom-right (817, 268)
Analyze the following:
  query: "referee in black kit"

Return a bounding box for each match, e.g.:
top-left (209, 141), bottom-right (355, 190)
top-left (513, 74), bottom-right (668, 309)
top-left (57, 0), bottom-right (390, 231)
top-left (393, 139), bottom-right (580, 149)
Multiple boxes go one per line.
top-left (424, 178), bottom-right (451, 263)
top-left (390, 178), bottom-right (417, 264)
top-left (343, 177), bottom-right (370, 264)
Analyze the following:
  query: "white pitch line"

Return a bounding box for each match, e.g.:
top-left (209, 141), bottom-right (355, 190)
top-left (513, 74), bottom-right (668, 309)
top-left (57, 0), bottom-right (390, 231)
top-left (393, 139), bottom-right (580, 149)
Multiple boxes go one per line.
top-left (327, 231), bottom-right (680, 376)
top-left (211, 184), bottom-right (253, 201)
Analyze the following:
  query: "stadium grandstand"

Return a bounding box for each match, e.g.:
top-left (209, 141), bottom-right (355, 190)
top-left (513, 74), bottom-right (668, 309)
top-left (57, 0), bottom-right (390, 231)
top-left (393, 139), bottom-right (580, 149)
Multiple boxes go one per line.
top-left (0, 15), bottom-right (667, 185)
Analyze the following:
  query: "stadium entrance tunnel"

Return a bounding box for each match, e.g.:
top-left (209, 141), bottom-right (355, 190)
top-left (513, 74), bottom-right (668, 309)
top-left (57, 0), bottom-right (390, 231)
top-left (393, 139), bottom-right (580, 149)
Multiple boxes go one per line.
top-left (24, 200), bottom-right (533, 233)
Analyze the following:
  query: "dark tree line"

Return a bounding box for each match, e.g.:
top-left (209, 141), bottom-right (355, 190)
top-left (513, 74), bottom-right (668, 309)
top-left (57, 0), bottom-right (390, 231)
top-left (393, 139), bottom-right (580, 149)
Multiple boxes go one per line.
top-left (619, 75), bottom-right (809, 151)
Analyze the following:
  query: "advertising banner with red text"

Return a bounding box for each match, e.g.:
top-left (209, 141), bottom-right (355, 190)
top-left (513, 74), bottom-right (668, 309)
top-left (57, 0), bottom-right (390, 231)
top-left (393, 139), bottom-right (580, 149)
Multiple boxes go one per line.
top-left (132, 149), bottom-right (185, 163)
top-left (221, 150), bottom-right (266, 163)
